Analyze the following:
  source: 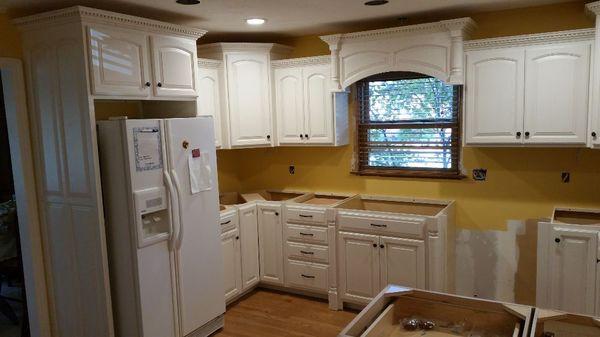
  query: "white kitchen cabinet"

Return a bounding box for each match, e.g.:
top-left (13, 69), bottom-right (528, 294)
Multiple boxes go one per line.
top-left (272, 56), bottom-right (348, 146)
top-left (151, 35), bottom-right (198, 98)
top-left (257, 204), bottom-right (284, 285)
top-left (465, 48), bottom-right (524, 144)
top-left (524, 42), bottom-right (590, 145)
top-left (464, 29), bottom-right (594, 146)
top-left (238, 203), bottom-right (260, 290)
top-left (338, 231), bottom-right (381, 303)
top-left (379, 236), bottom-right (425, 290)
top-left (197, 59), bottom-right (224, 148)
top-left (221, 228), bottom-right (241, 302)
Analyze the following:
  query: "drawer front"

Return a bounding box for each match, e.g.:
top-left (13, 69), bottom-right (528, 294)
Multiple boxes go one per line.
top-left (286, 223), bottom-right (328, 244)
top-left (286, 206), bottom-right (326, 224)
top-left (220, 211), bottom-right (238, 233)
top-left (337, 211), bottom-right (425, 238)
top-left (285, 260), bottom-right (328, 292)
top-left (286, 241), bottom-right (329, 263)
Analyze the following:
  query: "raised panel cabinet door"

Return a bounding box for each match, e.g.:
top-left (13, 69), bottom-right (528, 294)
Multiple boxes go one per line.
top-left (151, 35), bottom-right (198, 98)
top-left (274, 67), bottom-right (304, 144)
top-left (465, 48), bottom-right (525, 144)
top-left (524, 43), bottom-right (591, 144)
top-left (257, 205), bottom-right (284, 285)
top-left (548, 226), bottom-right (598, 315)
top-left (338, 231), bottom-right (380, 303)
top-left (379, 236), bottom-right (425, 290)
top-left (238, 204), bottom-right (260, 290)
top-left (221, 229), bottom-right (242, 302)
top-left (226, 53), bottom-right (272, 147)
top-left (87, 25), bottom-right (151, 97)
top-left (197, 63), bottom-right (223, 147)
top-left (304, 64), bottom-right (334, 144)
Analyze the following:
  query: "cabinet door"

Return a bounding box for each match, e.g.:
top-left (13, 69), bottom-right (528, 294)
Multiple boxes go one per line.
top-left (151, 35), bottom-right (198, 98)
top-left (87, 25), bottom-right (151, 97)
top-left (524, 43), bottom-right (590, 144)
top-left (465, 48), bottom-right (524, 144)
top-left (238, 204), bottom-right (260, 290)
top-left (221, 229), bottom-right (241, 302)
top-left (274, 67), bottom-right (304, 145)
top-left (257, 205), bottom-right (284, 285)
top-left (197, 63), bottom-right (223, 148)
top-left (379, 236), bottom-right (425, 290)
top-left (338, 231), bottom-right (380, 303)
top-left (226, 53), bottom-right (272, 147)
top-left (304, 64), bottom-right (333, 144)
top-left (548, 226), bottom-right (598, 315)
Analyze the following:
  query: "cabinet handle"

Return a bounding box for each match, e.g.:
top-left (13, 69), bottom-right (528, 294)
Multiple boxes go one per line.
top-left (592, 131), bottom-right (597, 138)
top-left (555, 238), bottom-right (561, 243)
top-left (305, 134), bottom-right (309, 139)
top-left (516, 131), bottom-right (521, 138)
top-left (145, 82), bottom-right (151, 87)
top-left (299, 250), bottom-right (314, 255)
top-left (267, 135), bottom-right (271, 140)
top-left (274, 212), bottom-right (279, 216)
top-left (524, 131), bottom-right (530, 137)
top-left (370, 223), bottom-right (387, 228)
top-left (299, 214), bottom-right (313, 218)
top-left (380, 244), bottom-right (384, 248)
top-left (157, 82), bottom-right (162, 87)
top-left (301, 274), bottom-right (315, 279)
top-left (299, 232), bottom-right (314, 237)
top-left (300, 134), bottom-right (303, 139)
top-left (236, 236), bottom-right (239, 240)
top-left (220, 220), bottom-right (231, 226)
top-left (372, 243), bottom-right (377, 247)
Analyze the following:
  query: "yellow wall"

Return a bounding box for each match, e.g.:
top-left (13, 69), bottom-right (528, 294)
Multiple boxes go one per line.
top-left (0, 13), bottom-right (21, 58)
top-left (217, 1), bottom-right (600, 230)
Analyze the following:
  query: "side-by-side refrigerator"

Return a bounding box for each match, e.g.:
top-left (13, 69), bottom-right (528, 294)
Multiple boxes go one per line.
top-left (97, 117), bottom-right (225, 337)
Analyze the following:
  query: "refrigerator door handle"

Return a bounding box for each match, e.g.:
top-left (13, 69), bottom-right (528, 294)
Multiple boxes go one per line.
top-left (164, 170), bottom-right (180, 250)
top-left (170, 169), bottom-right (185, 250)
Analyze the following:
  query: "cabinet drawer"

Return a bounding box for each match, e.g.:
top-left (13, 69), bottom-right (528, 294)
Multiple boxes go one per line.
top-left (286, 241), bottom-right (329, 263)
top-left (286, 206), bottom-right (326, 224)
top-left (286, 223), bottom-right (328, 244)
top-left (285, 259), bottom-right (328, 292)
top-left (337, 211), bottom-right (425, 239)
top-left (220, 210), bottom-right (238, 233)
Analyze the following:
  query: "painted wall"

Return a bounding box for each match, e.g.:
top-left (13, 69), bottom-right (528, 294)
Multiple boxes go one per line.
top-left (0, 13), bottom-right (22, 59)
top-left (217, 1), bottom-right (600, 231)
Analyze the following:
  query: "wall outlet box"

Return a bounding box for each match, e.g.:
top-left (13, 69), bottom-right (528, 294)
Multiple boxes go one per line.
top-left (289, 165), bottom-right (295, 175)
top-left (472, 168), bottom-right (487, 181)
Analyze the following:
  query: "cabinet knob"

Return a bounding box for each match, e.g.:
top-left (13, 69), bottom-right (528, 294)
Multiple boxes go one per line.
top-left (516, 131), bottom-right (521, 138)
top-left (275, 212), bottom-right (279, 216)
top-left (372, 243), bottom-right (377, 247)
top-left (266, 135), bottom-right (271, 140)
top-left (592, 131), bottom-right (597, 138)
top-left (379, 244), bottom-right (384, 248)
top-left (555, 238), bottom-right (561, 243)
top-left (524, 131), bottom-right (530, 137)
top-left (145, 82), bottom-right (151, 87)
top-left (300, 134), bottom-right (303, 139)
top-left (305, 134), bottom-right (309, 139)
top-left (157, 82), bottom-right (162, 87)
top-left (236, 236), bottom-right (239, 240)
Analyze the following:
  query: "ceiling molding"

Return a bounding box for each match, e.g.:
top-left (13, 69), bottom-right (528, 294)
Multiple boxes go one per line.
top-left (12, 6), bottom-right (207, 38)
top-left (271, 55), bottom-right (330, 68)
top-left (464, 28), bottom-right (595, 50)
top-left (586, 1), bottom-right (600, 16)
top-left (197, 42), bottom-right (293, 59)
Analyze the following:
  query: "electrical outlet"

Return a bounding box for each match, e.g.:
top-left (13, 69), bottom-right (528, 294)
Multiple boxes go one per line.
top-left (289, 165), bottom-right (295, 175)
top-left (561, 172), bottom-right (570, 183)
top-left (472, 169), bottom-right (487, 181)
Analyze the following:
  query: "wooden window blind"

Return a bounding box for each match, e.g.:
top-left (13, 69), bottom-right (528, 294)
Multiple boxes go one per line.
top-left (354, 72), bottom-right (463, 179)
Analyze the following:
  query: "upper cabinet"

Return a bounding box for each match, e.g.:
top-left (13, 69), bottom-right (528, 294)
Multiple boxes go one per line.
top-left (150, 35), bottom-right (198, 98)
top-left (464, 29), bottom-right (594, 146)
top-left (197, 59), bottom-right (224, 148)
top-left (272, 57), bottom-right (349, 146)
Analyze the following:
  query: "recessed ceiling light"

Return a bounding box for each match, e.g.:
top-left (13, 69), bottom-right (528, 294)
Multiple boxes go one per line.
top-left (176, 0), bottom-right (200, 4)
top-left (246, 18), bottom-right (266, 25)
top-left (364, 0), bottom-right (389, 5)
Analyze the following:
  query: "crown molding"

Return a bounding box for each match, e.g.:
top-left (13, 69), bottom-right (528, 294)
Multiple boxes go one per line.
top-left (197, 42), bottom-right (293, 59)
top-left (586, 1), bottom-right (600, 16)
top-left (464, 28), bottom-right (595, 50)
top-left (13, 6), bottom-right (207, 38)
top-left (320, 17), bottom-right (476, 45)
top-left (197, 58), bottom-right (223, 68)
top-left (271, 55), bottom-right (330, 68)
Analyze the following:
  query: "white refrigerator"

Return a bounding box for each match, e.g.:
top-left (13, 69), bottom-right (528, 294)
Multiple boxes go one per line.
top-left (97, 117), bottom-right (225, 337)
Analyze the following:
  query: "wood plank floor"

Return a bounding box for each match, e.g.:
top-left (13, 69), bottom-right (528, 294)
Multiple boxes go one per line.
top-left (213, 289), bottom-right (358, 337)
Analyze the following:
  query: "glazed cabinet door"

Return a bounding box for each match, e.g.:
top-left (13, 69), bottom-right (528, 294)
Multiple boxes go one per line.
top-left (150, 35), bottom-right (198, 98)
top-left (465, 48), bottom-right (525, 144)
top-left (274, 67), bottom-right (305, 145)
top-left (257, 205), bottom-right (284, 285)
top-left (221, 228), bottom-right (242, 302)
top-left (548, 226), bottom-right (598, 315)
top-left (303, 64), bottom-right (333, 144)
top-left (238, 203), bottom-right (260, 290)
top-left (87, 25), bottom-right (151, 97)
top-left (197, 60), bottom-right (223, 148)
top-left (524, 42), bottom-right (591, 145)
top-left (379, 236), bottom-right (425, 290)
top-left (338, 231), bottom-right (380, 303)
top-left (226, 52), bottom-right (273, 147)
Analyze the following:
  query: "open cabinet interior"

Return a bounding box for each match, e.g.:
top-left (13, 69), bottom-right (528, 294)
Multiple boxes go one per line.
top-left (94, 100), bottom-right (197, 121)
top-left (533, 310), bottom-right (600, 337)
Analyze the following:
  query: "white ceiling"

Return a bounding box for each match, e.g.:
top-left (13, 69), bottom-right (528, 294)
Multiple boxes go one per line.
top-left (3, 0), bottom-right (579, 37)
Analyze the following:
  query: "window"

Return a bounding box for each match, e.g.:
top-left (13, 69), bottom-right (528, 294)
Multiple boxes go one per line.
top-left (354, 72), bottom-right (463, 178)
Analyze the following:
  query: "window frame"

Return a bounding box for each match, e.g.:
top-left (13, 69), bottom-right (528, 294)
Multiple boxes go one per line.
top-left (352, 72), bottom-right (465, 179)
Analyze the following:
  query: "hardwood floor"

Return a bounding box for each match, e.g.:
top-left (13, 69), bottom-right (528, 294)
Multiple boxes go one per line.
top-left (213, 289), bottom-right (358, 337)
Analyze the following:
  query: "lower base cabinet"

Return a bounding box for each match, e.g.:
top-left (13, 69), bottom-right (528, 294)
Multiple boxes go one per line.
top-left (221, 228), bottom-right (242, 302)
top-left (285, 259), bottom-right (329, 292)
top-left (258, 204), bottom-right (285, 285)
top-left (239, 204), bottom-right (260, 289)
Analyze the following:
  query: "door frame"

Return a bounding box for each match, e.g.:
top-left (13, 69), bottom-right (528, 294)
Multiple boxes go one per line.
top-left (0, 57), bottom-right (52, 337)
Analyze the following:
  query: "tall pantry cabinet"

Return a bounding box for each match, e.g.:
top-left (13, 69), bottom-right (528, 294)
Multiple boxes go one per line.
top-left (14, 7), bottom-right (205, 336)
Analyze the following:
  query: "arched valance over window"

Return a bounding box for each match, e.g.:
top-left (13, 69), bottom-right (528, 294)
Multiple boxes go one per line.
top-left (320, 18), bottom-right (476, 91)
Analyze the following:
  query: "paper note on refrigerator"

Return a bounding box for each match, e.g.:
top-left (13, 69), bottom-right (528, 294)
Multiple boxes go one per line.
top-left (188, 150), bottom-right (212, 194)
top-left (133, 127), bottom-right (163, 172)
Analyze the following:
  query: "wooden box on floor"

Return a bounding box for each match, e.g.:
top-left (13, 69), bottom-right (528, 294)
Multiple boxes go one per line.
top-left (339, 285), bottom-right (532, 337)
top-left (531, 309), bottom-right (600, 337)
